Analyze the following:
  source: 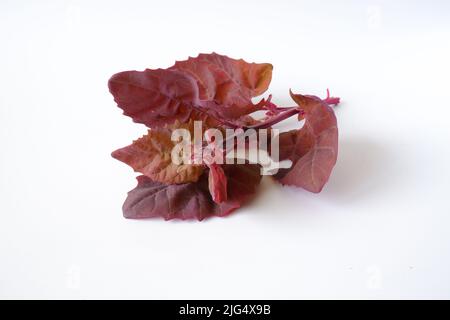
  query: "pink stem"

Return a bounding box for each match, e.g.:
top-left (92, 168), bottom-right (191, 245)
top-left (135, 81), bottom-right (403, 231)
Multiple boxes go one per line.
top-left (247, 108), bottom-right (301, 129)
top-left (323, 88), bottom-right (340, 106)
top-left (214, 108), bottom-right (302, 158)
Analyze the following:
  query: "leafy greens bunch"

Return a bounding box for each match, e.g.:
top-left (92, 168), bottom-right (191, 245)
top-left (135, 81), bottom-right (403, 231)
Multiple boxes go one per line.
top-left (109, 53), bottom-right (339, 220)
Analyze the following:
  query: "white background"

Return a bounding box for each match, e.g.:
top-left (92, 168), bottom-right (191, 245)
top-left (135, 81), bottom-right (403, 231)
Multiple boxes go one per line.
top-left (1, 0), bottom-right (450, 299)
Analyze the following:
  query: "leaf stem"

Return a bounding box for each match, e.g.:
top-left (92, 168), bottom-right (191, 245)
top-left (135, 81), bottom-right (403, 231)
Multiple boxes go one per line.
top-left (323, 89), bottom-right (340, 106)
top-left (247, 108), bottom-right (302, 129)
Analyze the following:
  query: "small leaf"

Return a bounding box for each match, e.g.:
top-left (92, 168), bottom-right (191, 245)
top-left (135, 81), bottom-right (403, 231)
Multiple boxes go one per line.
top-left (208, 164), bottom-right (227, 203)
top-left (274, 91), bottom-right (338, 193)
top-left (123, 164), bottom-right (261, 220)
top-left (111, 122), bottom-right (204, 184)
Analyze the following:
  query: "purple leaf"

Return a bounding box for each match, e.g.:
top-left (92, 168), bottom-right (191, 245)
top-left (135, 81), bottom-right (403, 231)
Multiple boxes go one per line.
top-left (123, 164), bottom-right (261, 220)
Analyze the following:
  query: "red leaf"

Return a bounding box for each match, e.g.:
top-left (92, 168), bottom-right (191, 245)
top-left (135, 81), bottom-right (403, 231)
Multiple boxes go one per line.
top-left (111, 122), bottom-right (204, 184)
top-left (208, 164), bottom-right (227, 203)
top-left (196, 53), bottom-right (273, 97)
top-left (274, 91), bottom-right (338, 193)
top-left (108, 68), bottom-right (220, 127)
top-left (123, 164), bottom-right (261, 220)
top-left (171, 53), bottom-right (272, 119)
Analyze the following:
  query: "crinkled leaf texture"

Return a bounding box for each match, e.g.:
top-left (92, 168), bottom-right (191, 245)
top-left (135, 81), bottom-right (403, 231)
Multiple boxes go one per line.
top-left (111, 121), bottom-right (204, 184)
top-left (171, 53), bottom-right (272, 119)
top-left (123, 164), bottom-right (261, 221)
top-left (108, 53), bottom-right (272, 128)
top-left (274, 91), bottom-right (338, 193)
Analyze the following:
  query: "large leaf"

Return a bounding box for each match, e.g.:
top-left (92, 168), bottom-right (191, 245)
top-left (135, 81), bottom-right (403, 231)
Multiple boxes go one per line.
top-left (274, 91), bottom-right (338, 193)
top-left (111, 121), bottom-right (204, 184)
top-left (196, 53), bottom-right (273, 97)
top-left (108, 68), bottom-right (222, 127)
top-left (171, 53), bottom-right (272, 119)
top-left (122, 164), bottom-right (262, 220)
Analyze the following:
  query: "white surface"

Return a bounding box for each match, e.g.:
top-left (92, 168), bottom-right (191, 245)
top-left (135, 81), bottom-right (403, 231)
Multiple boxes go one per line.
top-left (1, 0), bottom-right (450, 299)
